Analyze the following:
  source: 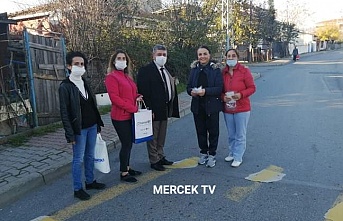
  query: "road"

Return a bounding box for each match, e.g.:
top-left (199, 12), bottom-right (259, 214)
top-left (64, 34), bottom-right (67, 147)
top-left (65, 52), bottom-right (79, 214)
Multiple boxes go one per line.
top-left (1, 50), bottom-right (343, 221)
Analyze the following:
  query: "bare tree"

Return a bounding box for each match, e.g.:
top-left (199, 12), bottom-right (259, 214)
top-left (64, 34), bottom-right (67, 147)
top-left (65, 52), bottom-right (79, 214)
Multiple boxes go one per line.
top-left (274, 0), bottom-right (311, 30)
top-left (44, 0), bottom-right (142, 92)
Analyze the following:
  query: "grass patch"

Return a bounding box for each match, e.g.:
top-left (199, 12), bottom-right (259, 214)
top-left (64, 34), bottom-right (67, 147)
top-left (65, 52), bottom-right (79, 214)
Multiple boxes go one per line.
top-left (7, 122), bottom-right (63, 146)
top-left (98, 105), bottom-right (111, 115)
top-left (32, 123), bottom-right (62, 136)
top-left (177, 82), bottom-right (187, 94)
top-left (7, 134), bottom-right (29, 146)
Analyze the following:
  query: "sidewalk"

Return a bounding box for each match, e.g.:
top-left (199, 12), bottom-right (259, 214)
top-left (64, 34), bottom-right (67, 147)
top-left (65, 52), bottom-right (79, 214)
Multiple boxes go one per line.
top-left (244, 57), bottom-right (292, 67)
top-left (0, 67), bottom-right (268, 207)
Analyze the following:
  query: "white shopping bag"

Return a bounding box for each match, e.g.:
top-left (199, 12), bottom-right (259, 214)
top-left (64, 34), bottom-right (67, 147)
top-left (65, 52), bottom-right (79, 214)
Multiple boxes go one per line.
top-left (132, 101), bottom-right (153, 144)
top-left (94, 133), bottom-right (111, 173)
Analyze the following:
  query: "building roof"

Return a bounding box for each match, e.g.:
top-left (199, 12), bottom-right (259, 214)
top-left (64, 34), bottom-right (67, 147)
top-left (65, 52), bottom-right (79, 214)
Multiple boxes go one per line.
top-left (8, 3), bottom-right (56, 20)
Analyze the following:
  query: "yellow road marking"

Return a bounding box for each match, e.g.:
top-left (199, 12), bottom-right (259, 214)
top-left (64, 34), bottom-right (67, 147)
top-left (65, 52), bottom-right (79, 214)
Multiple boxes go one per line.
top-left (164, 157), bottom-right (199, 169)
top-left (41, 217), bottom-right (56, 221)
top-left (226, 165), bottom-right (285, 202)
top-left (30, 216), bottom-right (57, 221)
top-left (325, 202), bottom-right (343, 221)
top-left (324, 192), bottom-right (343, 221)
top-left (225, 182), bottom-right (261, 202)
top-left (245, 165), bottom-right (285, 183)
top-left (31, 157), bottom-right (198, 221)
top-left (51, 170), bottom-right (171, 221)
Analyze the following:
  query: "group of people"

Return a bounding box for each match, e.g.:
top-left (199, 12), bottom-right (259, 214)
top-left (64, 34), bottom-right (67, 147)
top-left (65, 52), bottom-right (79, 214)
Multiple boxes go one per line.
top-left (58, 44), bottom-right (256, 201)
top-left (59, 45), bottom-right (179, 200)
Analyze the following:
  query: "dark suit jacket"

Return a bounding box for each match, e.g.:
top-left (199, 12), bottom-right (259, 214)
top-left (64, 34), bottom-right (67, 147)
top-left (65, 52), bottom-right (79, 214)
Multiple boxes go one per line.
top-left (137, 61), bottom-right (180, 121)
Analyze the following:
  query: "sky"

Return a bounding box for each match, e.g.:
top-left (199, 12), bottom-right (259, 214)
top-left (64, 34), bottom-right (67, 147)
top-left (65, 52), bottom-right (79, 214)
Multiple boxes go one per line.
top-left (2, 0), bottom-right (343, 29)
top-left (272, 0), bottom-right (343, 29)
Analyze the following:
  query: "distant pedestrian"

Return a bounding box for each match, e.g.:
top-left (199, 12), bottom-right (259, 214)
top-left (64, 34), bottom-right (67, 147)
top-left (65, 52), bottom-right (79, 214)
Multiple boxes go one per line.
top-left (105, 49), bottom-right (143, 183)
top-left (221, 48), bottom-right (256, 167)
top-left (187, 45), bottom-right (223, 168)
top-left (59, 51), bottom-right (106, 201)
top-left (137, 44), bottom-right (180, 171)
top-left (292, 46), bottom-right (299, 61)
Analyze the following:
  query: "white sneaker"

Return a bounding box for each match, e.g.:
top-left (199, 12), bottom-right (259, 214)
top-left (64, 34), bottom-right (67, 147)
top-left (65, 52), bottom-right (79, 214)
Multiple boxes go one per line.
top-left (206, 155), bottom-right (216, 168)
top-left (198, 154), bottom-right (208, 165)
top-left (231, 161), bottom-right (242, 167)
top-left (224, 156), bottom-right (234, 162)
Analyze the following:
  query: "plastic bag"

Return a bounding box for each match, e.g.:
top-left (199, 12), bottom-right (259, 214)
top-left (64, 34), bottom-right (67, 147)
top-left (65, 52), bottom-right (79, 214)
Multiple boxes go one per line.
top-left (94, 134), bottom-right (111, 173)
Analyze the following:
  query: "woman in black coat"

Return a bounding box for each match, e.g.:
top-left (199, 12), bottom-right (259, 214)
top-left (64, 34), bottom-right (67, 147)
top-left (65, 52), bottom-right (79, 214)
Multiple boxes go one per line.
top-left (187, 45), bottom-right (223, 168)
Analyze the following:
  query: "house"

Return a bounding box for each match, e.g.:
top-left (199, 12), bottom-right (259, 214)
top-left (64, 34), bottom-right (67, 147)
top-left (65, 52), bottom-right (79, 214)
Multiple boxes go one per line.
top-left (0, 6), bottom-right (66, 135)
top-left (290, 31), bottom-right (317, 55)
top-left (0, 12), bottom-right (31, 135)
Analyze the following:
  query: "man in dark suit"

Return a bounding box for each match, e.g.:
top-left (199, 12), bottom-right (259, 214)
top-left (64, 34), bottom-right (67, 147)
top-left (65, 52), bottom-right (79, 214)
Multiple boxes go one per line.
top-left (137, 44), bottom-right (180, 171)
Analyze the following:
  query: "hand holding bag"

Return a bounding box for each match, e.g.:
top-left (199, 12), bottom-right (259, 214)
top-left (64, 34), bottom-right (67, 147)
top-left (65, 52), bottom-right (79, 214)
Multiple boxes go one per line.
top-left (132, 100), bottom-right (153, 144)
top-left (94, 133), bottom-right (111, 173)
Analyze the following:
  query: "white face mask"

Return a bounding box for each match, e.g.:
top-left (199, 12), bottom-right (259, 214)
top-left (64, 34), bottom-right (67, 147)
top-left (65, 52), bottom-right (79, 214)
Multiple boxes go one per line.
top-left (115, 60), bottom-right (127, 70)
top-left (226, 59), bottom-right (237, 67)
top-left (155, 56), bottom-right (167, 67)
top-left (71, 65), bottom-right (86, 77)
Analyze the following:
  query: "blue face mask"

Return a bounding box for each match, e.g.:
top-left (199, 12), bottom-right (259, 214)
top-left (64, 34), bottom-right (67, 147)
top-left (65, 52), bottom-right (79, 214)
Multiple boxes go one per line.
top-left (226, 59), bottom-right (237, 67)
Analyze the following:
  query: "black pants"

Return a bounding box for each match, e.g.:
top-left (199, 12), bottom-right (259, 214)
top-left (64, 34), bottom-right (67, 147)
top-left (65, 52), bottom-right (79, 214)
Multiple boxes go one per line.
top-left (193, 107), bottom-right (219, 156)
top-left (112, 119), bottom-right (132, 172)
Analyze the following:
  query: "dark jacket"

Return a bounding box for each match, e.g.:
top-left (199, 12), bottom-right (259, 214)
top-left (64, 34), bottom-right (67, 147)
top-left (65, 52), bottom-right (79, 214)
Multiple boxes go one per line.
top-left (137, 61), bottom-right (180, 121)
top-left (187, 60), bottom-right (223, 114)
top-left (292, 48), bottom-right (298, 55)
top-left (59, 77), bottom-right (104, 143)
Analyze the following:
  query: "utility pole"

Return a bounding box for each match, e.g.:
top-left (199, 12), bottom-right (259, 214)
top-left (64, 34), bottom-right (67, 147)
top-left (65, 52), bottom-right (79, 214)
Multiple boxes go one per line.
top-left (249, 0), bottom-right (252, 62)
top-left (221, 0), bottom-right (231, 51)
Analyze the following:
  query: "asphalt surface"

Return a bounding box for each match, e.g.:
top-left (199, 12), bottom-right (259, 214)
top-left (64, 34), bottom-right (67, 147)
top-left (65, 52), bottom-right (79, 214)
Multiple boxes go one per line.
top-left (0, 57), bottom-right (294, 208)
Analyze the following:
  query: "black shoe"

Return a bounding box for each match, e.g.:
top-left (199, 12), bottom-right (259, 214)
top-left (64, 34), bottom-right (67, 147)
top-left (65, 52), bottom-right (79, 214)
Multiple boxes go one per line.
top-left (85, 180), bottom-right (106, 190)
top-left (120, 173), bottom-right (137, 183)
top-left (128, 168), bottom-right (142, 176)
top-left (74, 189), bottom-right (90, 200)
top-left (151, 163), bottom-right (165, 171)
top-left (159, 157), bottom-right (173, 165)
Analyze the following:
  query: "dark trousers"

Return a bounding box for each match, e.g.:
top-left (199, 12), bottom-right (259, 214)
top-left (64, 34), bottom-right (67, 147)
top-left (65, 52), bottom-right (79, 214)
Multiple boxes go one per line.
top-left (112, 119), bottom-right (132, 172)
top-left (193, 107), bottom-right (219, 156)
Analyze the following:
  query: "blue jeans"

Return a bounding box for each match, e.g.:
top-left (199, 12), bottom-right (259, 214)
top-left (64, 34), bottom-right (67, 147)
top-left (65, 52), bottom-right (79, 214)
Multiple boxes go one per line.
top-left (72, 124), bottom-right (97, 191)
top-left (223, 111), bottom-right (250, 162)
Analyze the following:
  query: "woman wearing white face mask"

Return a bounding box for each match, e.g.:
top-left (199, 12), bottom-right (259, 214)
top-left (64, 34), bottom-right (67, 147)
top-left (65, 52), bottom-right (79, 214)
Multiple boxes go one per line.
top-left (221, 48), bottom-right (256, 168)
top-left (59, 51), bottom-right (105, 201)
top-left (105, 49), bottom-right (143, 183)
